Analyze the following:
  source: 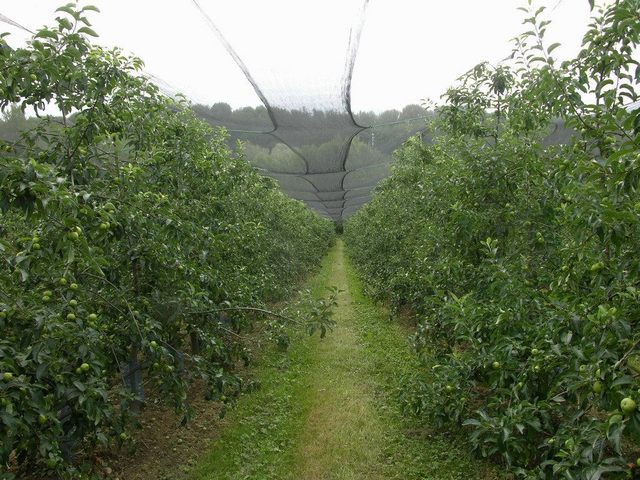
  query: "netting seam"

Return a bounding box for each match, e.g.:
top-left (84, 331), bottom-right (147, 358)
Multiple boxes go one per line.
top-left (190, 1), bottom-right (279, 135)
top-left (341, 0), bottom-right (369, 132)
top-left (0, 13), bottom-right (32, 34)
top-left (191, 0), bottom-right (318, 175)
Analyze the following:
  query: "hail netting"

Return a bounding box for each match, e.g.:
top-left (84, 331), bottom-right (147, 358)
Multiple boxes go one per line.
top-left (191, 0), bottom-right (373, 220)
top-left (0, 2), bottom-right (428, 220)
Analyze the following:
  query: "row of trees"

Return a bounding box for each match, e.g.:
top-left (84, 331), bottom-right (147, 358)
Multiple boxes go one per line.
top-left (193, 102), bottom-right (428, 155)
top-left (0, 6), bottom-right (333, 479)
top-left (197, 102), bottom-right (426, 130)
top-left (346, 1), bottom-right (640, 478)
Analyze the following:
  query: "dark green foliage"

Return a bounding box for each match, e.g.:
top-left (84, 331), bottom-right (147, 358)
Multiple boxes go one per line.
top-left (346, 1), bottom-right (640, 478)
top-left (0, 6), bottom-right (333, 479)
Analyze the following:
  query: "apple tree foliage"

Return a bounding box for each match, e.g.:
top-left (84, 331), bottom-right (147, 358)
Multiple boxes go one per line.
top-left (346, 1), bottom-right (640, 478)
top-left (0, 5), bottom-right (333, 478)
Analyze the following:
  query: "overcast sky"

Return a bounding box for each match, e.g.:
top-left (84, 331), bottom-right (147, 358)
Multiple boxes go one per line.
top-left (1, 1), bottom-right (596, 113)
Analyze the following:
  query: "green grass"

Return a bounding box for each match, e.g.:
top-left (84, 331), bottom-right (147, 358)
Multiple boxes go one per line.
top-left (187, 247), bottom-right (336, 480)
top-left (189, 240), bottom-right (500, 479)
top-left (341, 243), bottom-right (499, 479)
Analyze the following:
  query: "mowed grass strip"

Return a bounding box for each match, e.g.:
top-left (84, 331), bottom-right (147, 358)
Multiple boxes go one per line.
top-left (189, 240), bottom-right (499, 479)
top-left (187, 247), bottom-right (337, 480)
top-left (292, 240), bottom-right (387, 479)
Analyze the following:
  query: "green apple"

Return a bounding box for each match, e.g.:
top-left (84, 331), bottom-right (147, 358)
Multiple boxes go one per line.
top-left (621, 397), bottom-right (636, 414)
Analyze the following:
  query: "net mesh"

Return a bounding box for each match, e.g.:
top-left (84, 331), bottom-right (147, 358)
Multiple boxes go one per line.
top-left (0, 2), bottom-right (428, 220)
top-left (189, 0), bottom-right (374, 220)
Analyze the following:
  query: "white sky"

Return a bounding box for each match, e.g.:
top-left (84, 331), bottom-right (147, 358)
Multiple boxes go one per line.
top-left (1, 1), bottom-right (595, 112)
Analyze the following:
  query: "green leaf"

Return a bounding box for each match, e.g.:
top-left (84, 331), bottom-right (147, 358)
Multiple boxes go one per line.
top-left (463, 418), bottom-right (482, 427)
top-left (0, 411), bottom-right (18, 428)
top-left (57, 17), bottom-right (74, 31)
top-left (547, 43), bottom-right (561, 54)
top-left (534, 6), bottom-right (546, 17)
top-left (77, 26), bottom-right (99, 37)
top-left (595, 78), bottom-right (614, 93)
top-left (34, 29), bottom-right (59, 40)
top-left (611, 375), bottom-right (633, 388)
top-left (55, 5), bottom-right (76, 16)
top-left (35, 363), bottom-right (47, 380)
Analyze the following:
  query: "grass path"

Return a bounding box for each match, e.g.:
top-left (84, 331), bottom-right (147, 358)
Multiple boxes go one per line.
top-left (189, 239), bottom-right (498, 479)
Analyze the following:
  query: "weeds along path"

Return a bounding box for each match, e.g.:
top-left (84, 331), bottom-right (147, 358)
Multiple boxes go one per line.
top-left (189, 240), bottom-right (497, 480)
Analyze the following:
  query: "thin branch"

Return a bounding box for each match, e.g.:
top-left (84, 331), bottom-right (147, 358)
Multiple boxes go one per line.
top-left (190, 306), bottom-right (303, 326)
top-left (614, 338), bottom-right (640, 370)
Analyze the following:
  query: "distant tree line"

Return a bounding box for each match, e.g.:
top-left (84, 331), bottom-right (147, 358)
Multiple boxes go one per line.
top-left (192, 102), bottom-right (429, 154)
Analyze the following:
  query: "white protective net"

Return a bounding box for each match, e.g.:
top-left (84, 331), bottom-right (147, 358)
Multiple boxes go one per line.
top-left (0, 0), bottom-right (429, 220)
top-left (188, 0), bottom-right (423, 220)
